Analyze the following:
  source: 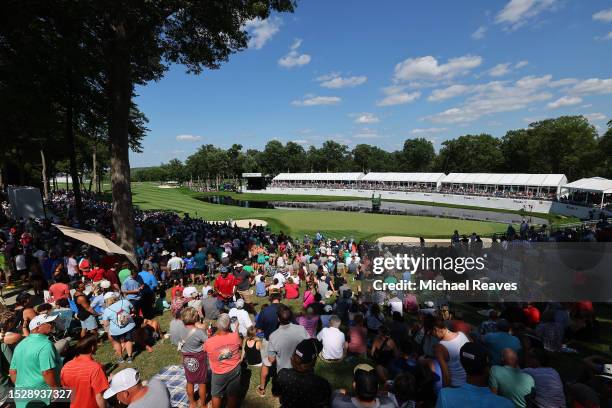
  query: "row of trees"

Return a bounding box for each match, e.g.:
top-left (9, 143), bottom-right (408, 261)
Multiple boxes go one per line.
top-left (133, 116), bottom-right (612, 184)
top-left (1, 1), bottom-right (296, 254)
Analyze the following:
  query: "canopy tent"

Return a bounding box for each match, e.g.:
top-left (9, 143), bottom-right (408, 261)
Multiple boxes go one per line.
top-left (563, 177), bottom-right (612, 194)
top-left (273, 172), bottom-right (364, 182)
top-left (52, 223), bottom-right (137, 266)
top-left (361, 172), bottom-right (445, 184)
top-left (441, 173), bottom-right (567, 188)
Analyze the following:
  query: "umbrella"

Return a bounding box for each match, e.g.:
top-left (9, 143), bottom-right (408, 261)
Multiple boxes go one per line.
top-left (52, 223), bottom-right (137, 266)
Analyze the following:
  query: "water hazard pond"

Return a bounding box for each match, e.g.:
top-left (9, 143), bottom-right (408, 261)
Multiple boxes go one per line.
top-left (197, 195), bottom-right (548, 225)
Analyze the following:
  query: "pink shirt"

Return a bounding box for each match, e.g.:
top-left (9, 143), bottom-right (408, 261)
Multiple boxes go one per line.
top-left (348, 326), bottom-right (368, 354)
top-left (303, 290), bottom-right (316, 309)
top-left (296, 315), bottom-right (319, 338)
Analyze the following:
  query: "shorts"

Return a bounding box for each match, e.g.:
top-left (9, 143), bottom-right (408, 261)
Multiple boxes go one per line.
top-left (236, 289), bottom-right (251, 303)
top-left (80, 315), bottom-right (98, 331)
top-left (211, 365), bottom-right (241, 397)
top-left (260, 339), bottom-right (272, 367)
top-left (182, 350), bottom-right (209, 384)
top-left (111, 327), bottom-right (135, 342)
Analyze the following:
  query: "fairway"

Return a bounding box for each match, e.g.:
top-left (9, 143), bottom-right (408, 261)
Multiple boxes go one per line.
top-left (131, 183), bottom-right (509, 239)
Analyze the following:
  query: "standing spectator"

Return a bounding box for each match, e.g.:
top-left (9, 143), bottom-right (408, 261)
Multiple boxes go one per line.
top-left (101, 293), bottom-right (136, 364)
top-left (233, 264), bottom-right (252, 304)
top-left (228, 299), bottom-right (253, 337)
top-left (167, 252), bottom-right (185, 283)
top-left (202, 289), bottom-right (220, 322)
top-left (9, 314), bottom-right (61, 408)
top-left (74, 281), bottom-right (99, 338)
top-left (214, 267), bottom-right (237, 309)
top-left (268, 305), bottom-right (310, 371)
top-left (489, 348), bottom-right (535, 408)
top-left (272, 339), bottom-right (331, 408)
top-left (138, 266), bottom-right (158, 319)
top-left (118, 263), bottom-right (133, 285)
top-left (317, 315), bottom-right (347, 362)
top-left (103, 367), bottom-right (170, 407)
top-left (48, 274), bottom-right (71, 303)
top-left (435, 343), bottom-right (513, 408)
top-left (178, 307), bottom-right (208, 408)
top-left (60, 334), bottom-right (109, 408)
top-left (255, 294), bottom-right (281, 397)
top-left (433, 316), bottom-right (470, 388)
top-left (122, 269), bottom-right (144, 317)
top-left (204, 314), bottom-right (242, 408)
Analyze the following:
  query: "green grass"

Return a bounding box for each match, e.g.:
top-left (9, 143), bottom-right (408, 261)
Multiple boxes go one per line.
top-left (130, 182), bottom-right (509, 240)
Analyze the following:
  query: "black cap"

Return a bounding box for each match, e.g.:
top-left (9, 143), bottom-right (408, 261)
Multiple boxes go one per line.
top-left (460, 342), bottom-right (489, 375)
top-left (294, 339), bottom-right (318, 364)
top-left (354, 370), bottom-right (379, 402)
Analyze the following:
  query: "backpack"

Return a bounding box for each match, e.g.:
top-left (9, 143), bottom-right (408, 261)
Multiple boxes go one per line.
top-left (114, 301), bottom-right (131, 328)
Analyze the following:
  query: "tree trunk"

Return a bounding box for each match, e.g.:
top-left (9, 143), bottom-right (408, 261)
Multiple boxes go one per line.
top-left (107, 18), bottom-right (136, 254)
top-left (40, 149), bottom-right (49, 199)
top-left (65, 173), bottom-right (69, 190)
top-left (65, 71), bottom-right (84, 225)
top-left (91, 144), bottom-right (97, 193)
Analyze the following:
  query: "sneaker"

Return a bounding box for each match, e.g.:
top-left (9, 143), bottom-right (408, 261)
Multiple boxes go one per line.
top-left (116, 357), bottom-right (125, 364)
top-left (126, 356), bottom-right (133, 364)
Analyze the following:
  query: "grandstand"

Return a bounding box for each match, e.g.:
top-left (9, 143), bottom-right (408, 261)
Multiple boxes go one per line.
top-left (259, 172), bottom-right (612, 219)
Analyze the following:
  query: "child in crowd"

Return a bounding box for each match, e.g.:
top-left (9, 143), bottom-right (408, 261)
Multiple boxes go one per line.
top-left (179, 307), bottom-right (208, 408)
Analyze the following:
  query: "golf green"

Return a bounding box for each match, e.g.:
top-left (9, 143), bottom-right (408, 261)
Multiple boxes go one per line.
top-left (131, 182), bottom-right (509, 240)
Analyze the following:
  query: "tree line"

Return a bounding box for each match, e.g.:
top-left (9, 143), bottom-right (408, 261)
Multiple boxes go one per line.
top-left (133, 116), bottom-right (612, 185)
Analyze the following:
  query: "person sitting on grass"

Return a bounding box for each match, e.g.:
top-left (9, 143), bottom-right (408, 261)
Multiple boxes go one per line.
top-left (331, 364), bottom-right (396, 408)
top-left (255, 273), bottom-right (267, 298)
top-left (296, 307), bottom-right (319, 339)
top-left (242, 326), bottom-right (263, 367)
top-left (284, 277), bottom-right (299, 300)
top-left (178, 307), bottom-right (208, 408)
top-left (103, 367), bottom-right (171, 408)
top-left (317, 315), bottom-right (347, 362)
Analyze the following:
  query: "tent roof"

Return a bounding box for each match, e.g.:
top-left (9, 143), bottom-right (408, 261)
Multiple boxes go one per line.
top-left (563, 177), bottom-right (612, 194)
top-left (361, 172), bottom-right (445, 183)
top-left (441, 173), bottom-right (567, 187)
top-left (273, 172), bottom-right (364, 181)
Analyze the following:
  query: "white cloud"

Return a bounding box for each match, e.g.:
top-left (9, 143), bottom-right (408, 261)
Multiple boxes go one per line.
top-left (570, 78), bottom-right (612, 95)
top-left (244, 17), bottom-right (281, 49)
top-left (428, 84), bottom-right (471, 102)
top-left (175, 134), bottom-right (202, 142)
top-left (489, 63), bottom-right (512, 77)
top-left (593, 8), bottom-right (612, 22)
top-left (353, 128), bottom-right (385, 139)
top-left (471, 26), bottom-right (487, 40)
top-left (410, 127), bottom-right (448, 135)
top-left (291, 95), bottom-right (341, 106)
top-left (597, 32), bottom-right (612, 41)
top-left (354, 113), bottom-right (380, 124)
top-left (549, 78), bottom-right (578, 87)
top-left (278, 39), bottom-right (311, 68)
top-left (584, 113), bottom-right (606, 122)
top-left (424, 75), bottom-right (553, 124)
top-left (547, 96), bottom-right (582, 109)
top-left (377, 91), bottom-right (421, 107)
top-left (316, 73), bottom-right (367, 88)
top-left (293, 139), bottom-right (309, 145)
top-left (515, 60), bottom-right (529, 69)
top-left (495, 0), bottom-right (557, 29)
top-left (393, 55), bottom-right (482, 82)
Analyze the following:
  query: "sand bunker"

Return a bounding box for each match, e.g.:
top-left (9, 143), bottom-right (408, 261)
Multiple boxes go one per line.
top-left (210, 219), bottom-right (268, 228)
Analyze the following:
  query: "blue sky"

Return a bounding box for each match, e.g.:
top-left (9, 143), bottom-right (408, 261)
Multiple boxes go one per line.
top-left (131, 0), bottom-right (612, 167)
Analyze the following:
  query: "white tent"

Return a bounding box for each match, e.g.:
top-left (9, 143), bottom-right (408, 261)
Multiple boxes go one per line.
top-left (273, 172), bottom-right (364, 182)
top-left (441, 173), bottom-right (567, 188)
top-left (563, 177), bottom-right (612, 194)
top-left (361, 172), bottom-right (445, 184)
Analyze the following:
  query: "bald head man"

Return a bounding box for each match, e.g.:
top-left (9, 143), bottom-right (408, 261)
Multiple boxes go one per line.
top-left (490, 348), bottom-right (535, 408)
top-left (501, 348), bottom-right (519, 368)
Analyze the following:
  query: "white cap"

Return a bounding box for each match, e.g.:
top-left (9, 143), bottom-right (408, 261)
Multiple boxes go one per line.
top-left (597, 364), bottom-right (612, 380)
top-left (99, 280), bottom-right (111, 289)
top-left (103, 368), bottom-right (140, 399)
top-left (221, 252), bottom-right (228, 258)
top-left (29, 314), bottom-right (58, 331)
top-left (171, 252), bottom-right (176, 257)
top-left (324, 305), bottom-right (333, 313)
top-left (104, 292), bottom-right (118, 300)
top-left (235, 299), bottom-right (244, 309)
top-left (161, 250), bottom-right (169, 256)
top-left (424, 301), bottom-right (435, 308)
top-left (186, 252), bottom-right (192, 257)
top-left (235, 263), bottom-right (243, 268)
top-left (183, 287), bottom-right (197, 298)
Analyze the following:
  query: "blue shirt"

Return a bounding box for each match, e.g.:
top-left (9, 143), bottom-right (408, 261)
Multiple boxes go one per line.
top-left (138, 271), bottom-right (158, 292)
top-left (122, 277), bottom-right (142, 301)
top-left (101, 299), bottom-right (136, 336)
top-left (256, 303), bottom-right (280, 340)
top-left (435, 383), bottom-right (514, 408)
top-left (483, 332), bottom-right (522, 366)
top-left (194, 252), bottom-right (207, 269)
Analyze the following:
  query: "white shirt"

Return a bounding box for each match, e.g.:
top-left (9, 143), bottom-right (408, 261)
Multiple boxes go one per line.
top-left (317, 327), bottom-right (345, 360)
top-left (201, 285), bottom-right (212, 299)
top-left (273, 272), bottom-right (286, 285)
top-left (15, 254), bottom-right (26, 271)
top-left (228, 308), bottom-right (253, 337)
top-left (67, 257), bottom-right (78, 276)
top-left (167, 256), bottom-right (184, 271)
top-left (389, 297), bottom-right (403, 316)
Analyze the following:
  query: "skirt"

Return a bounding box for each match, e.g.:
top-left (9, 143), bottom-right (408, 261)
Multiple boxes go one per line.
top-left (182, 350), bottom-right (209, 384)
